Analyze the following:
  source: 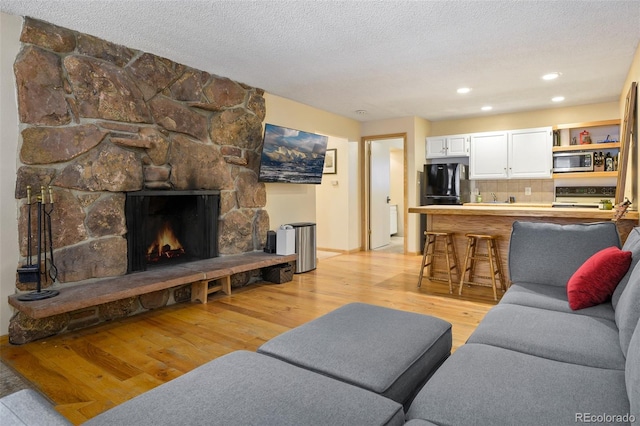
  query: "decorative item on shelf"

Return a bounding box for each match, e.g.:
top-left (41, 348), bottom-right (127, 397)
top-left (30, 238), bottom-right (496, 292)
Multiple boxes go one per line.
top-left (599, 199), bottom-right (613, 210)
top-left (605, 152), bottom-right (614, 171)
top-left (597, 134), bottom-right (618, 144)
top-left (593, 152), bottom-right (603, 172)
top-left (571, 136), bottom-right (577, 145)
top-left (579, 130), bottom-right (591, 144)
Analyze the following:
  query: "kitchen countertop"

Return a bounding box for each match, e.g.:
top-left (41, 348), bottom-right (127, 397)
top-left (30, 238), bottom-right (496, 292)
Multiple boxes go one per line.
top-left (408, 203), bottom-right (639, 220)
top-left (467, 202), bottom-right (552, 208)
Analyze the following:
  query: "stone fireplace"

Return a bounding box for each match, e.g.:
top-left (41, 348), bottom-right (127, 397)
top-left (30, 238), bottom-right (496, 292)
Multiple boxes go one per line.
top-left (9, 18), bottom-right (271, 341)
top-left (125, 190), bottom-right (220, 273)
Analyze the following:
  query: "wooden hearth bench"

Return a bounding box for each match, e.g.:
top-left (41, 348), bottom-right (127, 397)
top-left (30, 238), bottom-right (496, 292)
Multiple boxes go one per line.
top-left (8, 252), bottom-right (298, 320)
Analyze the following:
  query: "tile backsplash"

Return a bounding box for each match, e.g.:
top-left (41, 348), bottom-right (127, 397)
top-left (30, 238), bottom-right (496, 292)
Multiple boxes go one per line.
top-left (473, 179), bottom-right (554, 203)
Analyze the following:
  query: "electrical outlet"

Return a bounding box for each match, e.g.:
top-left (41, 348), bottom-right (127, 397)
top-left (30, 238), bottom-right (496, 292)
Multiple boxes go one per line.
top-left (524, 187), bottom-right (532, 196)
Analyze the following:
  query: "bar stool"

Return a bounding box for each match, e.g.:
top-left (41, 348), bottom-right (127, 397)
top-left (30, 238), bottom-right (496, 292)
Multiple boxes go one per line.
top-left (458, 233), bottom-right (505, 301)
top-left (418, 231), bottom-right (460, 293)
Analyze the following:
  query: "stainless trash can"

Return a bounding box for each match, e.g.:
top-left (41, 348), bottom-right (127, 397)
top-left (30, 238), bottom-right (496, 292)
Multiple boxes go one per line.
top-left (288, 222), bottom-right (316, 273)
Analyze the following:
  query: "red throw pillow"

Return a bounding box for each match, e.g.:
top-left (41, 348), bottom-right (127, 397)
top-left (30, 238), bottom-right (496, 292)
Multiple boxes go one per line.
top-left (567, 246), bottom-right (632, 310)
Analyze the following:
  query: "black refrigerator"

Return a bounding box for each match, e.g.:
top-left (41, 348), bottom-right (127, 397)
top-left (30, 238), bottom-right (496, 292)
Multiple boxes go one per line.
top-left (419, 163), bottom-right (470, 251)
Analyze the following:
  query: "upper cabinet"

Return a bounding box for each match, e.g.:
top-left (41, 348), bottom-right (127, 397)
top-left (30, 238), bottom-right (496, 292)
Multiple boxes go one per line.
top-left (469, 127), bottom-right (552, 180)
top-left (509, 127), bottom-right (553, 179)
top-left (426, 134), bottom-right (469, 158)
top-left (469, 131), bottom-right (509, 179)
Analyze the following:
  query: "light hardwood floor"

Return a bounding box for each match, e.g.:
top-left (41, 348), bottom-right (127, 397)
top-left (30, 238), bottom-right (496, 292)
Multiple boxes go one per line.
top-left (0, 250), bottom-right (498, 424)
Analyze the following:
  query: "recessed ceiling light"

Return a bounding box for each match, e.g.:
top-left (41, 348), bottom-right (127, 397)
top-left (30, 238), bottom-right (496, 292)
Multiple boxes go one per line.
top-left (542, 72), bottom-right (561, 81)
top-left (481, 106), bottom-right (493, 111)
top-left (457, 87), bottom-right (471, 94)
top-left (551, 96), bottom-right (565, 102)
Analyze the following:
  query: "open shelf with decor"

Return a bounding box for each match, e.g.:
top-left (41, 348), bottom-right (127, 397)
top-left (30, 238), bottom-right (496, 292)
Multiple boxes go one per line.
top-left (554, 119), bottom-right (621, 148)
top-left (552, 119), bottom-right (621, 179)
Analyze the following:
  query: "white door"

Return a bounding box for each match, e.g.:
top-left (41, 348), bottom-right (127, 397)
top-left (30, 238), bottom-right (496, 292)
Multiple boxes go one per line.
top-left (370, 141), bottom-right (391, 249)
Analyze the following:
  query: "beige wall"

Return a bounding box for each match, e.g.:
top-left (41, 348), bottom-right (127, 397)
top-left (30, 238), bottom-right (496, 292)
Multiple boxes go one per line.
top-left (315, 135), bottom-right (356, 252)
top-left (263, 93), bottom-right (361, 252)
top-left (0, 12), bottom-right (23, 333)
top-left (430, 102), bottom-right (620, 136)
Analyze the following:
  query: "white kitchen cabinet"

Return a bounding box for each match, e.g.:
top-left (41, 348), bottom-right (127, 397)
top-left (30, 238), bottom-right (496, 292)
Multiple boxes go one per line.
top-left (470, 127), bottom-right (552, 180)
top-left (469, 131), bottom-right (509, 179)
top-left (426, 134), bottom-right (469, 158)
top-left (509, 127), bottom-right (552, 179)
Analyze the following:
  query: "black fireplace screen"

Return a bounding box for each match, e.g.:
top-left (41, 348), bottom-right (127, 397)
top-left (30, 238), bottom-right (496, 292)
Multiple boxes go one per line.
top-left (125, 190), bottom-right (220, 273)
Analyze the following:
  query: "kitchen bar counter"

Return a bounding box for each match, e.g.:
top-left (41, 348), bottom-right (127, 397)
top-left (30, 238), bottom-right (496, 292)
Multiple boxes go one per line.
top-left (409, 204), bottom-right (639, 221)
top-left (409, 204), bottom-right (638, 287)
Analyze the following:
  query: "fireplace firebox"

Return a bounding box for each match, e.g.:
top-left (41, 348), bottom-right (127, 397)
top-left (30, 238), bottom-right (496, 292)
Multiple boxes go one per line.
top-left (125, 190), bottom-right (220, 273)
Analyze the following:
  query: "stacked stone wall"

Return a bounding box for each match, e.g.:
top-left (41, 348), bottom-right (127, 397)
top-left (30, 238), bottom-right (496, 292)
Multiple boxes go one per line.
top-left (12, 19), bottom-right (269, 294)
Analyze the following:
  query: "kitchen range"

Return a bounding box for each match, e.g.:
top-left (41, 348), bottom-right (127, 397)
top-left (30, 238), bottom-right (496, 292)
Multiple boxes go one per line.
top-left (552, 186), bottom-right (616, 209)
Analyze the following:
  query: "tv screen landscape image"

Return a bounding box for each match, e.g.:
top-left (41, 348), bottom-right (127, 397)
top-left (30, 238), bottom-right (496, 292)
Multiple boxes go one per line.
top-left (258, 124), bottom-right (329, 184)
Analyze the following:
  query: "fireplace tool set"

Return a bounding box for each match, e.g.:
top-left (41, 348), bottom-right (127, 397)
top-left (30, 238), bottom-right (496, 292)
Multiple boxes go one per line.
top-left (17, 185), bottom-right (59, 301)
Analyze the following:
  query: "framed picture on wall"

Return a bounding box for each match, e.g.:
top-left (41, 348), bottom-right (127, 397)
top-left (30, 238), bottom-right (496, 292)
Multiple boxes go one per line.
top-left (323, 149), bottom-right (337, 174)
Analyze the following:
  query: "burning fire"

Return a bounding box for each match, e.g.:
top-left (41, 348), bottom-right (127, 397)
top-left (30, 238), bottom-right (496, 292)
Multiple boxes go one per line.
top-left (147, 222), bottom-right (185, 262)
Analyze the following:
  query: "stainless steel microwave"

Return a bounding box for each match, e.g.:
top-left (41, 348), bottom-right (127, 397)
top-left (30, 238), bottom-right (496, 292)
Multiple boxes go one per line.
top-left (552, 152), bottom-right (594, 173)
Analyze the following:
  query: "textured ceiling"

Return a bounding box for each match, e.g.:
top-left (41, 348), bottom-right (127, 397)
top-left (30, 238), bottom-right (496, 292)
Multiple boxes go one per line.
top-left (1, 0), bottom-right (639, 122)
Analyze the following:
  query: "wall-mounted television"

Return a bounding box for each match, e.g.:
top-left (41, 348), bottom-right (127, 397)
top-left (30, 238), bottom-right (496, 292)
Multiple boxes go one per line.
top-left (258, 123), bottom-right (329, 184)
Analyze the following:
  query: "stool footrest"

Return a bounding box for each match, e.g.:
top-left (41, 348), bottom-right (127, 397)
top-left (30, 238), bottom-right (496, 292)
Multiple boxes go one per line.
top-left (459, 234), bottom-right (505, 301)
top-left (418, 231), bottom-right (460, 294)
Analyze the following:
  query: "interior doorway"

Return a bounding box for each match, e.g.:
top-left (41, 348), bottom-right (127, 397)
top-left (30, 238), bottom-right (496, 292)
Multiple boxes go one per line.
top-left (361, 134), bottom-right (407, 253)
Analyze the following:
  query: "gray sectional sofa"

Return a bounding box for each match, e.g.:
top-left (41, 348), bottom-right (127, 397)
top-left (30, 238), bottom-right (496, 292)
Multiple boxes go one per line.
top-left (407, 221), bottom-right (640, 425)
top-left (2, 221), bottom-right (639, 425)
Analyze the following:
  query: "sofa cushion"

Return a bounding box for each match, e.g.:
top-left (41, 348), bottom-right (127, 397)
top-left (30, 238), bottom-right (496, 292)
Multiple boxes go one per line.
top-left (613, 226), bottom-right (640, 309)
top-left (508, 221), bottom-right (620, 287)
top-left (566, 246), bottom-right (632, 310)
top-left (406, 343), bottom-right (629, 426)
top-left (466, 304), bottom-right (625, 370)
top-left (626, 318), bottom-right (640, 419)
top-left (257, 303), bottom-right (451, 406)
top-left (0, 389), bottom-right (71, 426)
top-left (615, 262), bottom-right (640, 357)
top-left (499, 282), bottom-right (615, 320)
top-left (86, 350), bottom-right (405, 426)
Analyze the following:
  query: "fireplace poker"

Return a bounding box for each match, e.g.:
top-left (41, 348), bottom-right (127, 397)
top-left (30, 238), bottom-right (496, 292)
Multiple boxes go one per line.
top-left (26, 186), bottom-right (32, 265)
top-left (44, 187), bottom-right (58, 281)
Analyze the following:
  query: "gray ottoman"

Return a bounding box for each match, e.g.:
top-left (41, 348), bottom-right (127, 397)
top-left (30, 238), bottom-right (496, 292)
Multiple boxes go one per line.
top-left (257, 302), bottom-right (452, 406)
top-left (86, 350), bottom-right (404, 426)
